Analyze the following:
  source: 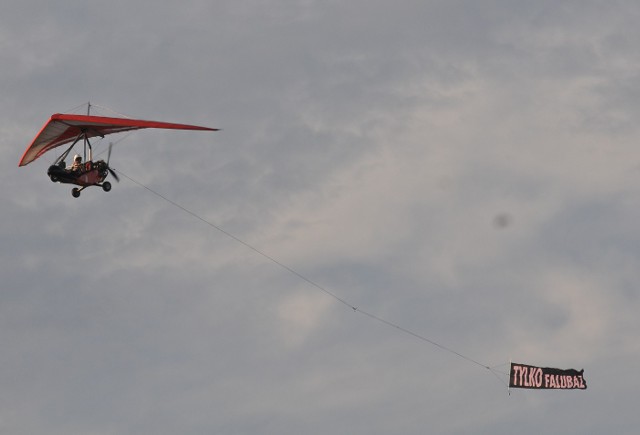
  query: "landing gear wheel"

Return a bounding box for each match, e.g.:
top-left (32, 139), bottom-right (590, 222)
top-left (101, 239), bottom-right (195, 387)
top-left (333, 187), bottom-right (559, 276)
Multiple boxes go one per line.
top-left (72, 188), bottom-right (81, 198)
top-left (102, 181), bottom-right (112, 192)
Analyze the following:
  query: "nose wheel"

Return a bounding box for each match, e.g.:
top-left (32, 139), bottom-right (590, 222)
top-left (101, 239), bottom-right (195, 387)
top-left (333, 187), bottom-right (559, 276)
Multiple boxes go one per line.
top-left (71, 187), bottom-right (81, 198)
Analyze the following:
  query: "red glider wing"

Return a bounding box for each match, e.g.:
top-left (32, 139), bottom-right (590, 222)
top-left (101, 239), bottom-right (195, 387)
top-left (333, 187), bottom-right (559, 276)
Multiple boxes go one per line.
top-left (19, 113), bottom-right (218, 166)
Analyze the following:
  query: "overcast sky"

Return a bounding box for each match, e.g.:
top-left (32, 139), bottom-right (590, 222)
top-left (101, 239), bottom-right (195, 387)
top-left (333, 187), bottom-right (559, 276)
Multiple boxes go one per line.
top-left (2, 1), bottom-right (640, 434)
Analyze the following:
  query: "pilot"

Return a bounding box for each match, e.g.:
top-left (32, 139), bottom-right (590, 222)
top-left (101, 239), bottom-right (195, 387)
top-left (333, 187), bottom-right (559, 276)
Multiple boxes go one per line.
top-left (70, 154), bottom-right (83, 172)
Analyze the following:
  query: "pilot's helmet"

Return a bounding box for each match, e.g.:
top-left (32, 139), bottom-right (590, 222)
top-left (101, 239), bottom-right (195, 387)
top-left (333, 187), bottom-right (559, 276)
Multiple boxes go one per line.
top-left (73, 154), bottom-right (81, 162)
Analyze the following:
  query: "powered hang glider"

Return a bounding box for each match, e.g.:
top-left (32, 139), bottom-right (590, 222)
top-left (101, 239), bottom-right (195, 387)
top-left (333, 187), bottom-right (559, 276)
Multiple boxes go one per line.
top-left (18, 113), bottom-right (218, 197)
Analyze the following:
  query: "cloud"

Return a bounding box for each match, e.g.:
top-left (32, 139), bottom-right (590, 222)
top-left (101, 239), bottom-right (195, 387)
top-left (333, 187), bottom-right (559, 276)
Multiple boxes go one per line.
top-left (3, 1), bottom-right (640, 434)
top-left (276, 289), bottom-right (333, 346)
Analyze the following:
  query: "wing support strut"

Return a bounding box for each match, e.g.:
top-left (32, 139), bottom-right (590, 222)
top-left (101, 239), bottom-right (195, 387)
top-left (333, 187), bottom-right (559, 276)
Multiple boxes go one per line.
top-left (52, 127), bottom-right (102, 166)
top-left (53, 132), bottom-right (84, 166)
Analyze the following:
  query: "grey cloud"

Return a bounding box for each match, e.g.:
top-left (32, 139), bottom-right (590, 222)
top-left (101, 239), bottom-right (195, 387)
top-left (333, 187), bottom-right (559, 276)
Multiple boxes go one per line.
top-left (3, 1), bottom-right (640, 434)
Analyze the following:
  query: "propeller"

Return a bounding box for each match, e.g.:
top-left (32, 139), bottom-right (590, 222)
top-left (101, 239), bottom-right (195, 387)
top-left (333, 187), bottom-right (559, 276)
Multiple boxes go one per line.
top-left (106, 142), bottom-right (119, 182)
